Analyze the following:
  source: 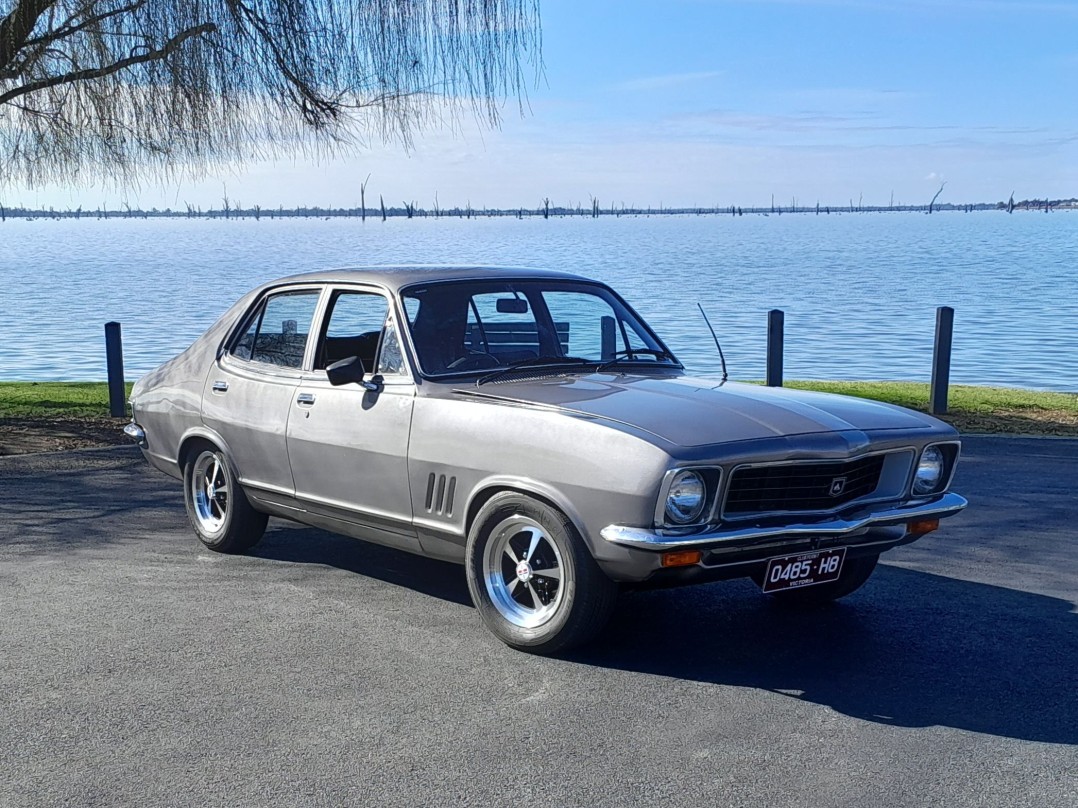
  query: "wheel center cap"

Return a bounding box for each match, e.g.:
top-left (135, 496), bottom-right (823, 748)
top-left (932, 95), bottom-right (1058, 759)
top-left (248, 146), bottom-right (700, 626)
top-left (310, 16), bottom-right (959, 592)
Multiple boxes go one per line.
top-left (207, 483), bottom-right (216, 499)
top-left (515, 560), bottom-right (532, 583)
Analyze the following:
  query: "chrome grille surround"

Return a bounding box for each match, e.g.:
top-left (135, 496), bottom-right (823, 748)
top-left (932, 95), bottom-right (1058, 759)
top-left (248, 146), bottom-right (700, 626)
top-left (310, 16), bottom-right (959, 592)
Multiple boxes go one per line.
top-left (720, 449), bottom-right (916, 522)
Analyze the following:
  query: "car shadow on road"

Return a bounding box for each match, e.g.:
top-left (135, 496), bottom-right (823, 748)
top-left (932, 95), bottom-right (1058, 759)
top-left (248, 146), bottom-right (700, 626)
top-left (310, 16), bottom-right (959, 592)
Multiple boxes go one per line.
top-left (570, 564), bottom-right (1077, 746)
top-left (251, 524), bottom-right (474, 607)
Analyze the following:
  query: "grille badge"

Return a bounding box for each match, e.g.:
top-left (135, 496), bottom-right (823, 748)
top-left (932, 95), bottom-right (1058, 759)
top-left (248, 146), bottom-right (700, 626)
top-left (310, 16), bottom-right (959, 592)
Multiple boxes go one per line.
top-left (828, 476), bottom-right (848, 497)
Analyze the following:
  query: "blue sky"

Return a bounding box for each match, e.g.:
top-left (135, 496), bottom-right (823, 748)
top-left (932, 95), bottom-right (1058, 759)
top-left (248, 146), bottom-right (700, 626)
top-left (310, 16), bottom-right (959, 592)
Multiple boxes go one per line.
top-left (8, 0), bottom-right (1078, 210)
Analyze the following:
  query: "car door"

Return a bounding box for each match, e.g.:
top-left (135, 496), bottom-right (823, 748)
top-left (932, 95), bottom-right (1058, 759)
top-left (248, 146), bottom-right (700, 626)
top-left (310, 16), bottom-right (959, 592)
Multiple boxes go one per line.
top-left (285, 286), bottom-right (419, 550)
top-left (201, 286), bottom-right (323, 499)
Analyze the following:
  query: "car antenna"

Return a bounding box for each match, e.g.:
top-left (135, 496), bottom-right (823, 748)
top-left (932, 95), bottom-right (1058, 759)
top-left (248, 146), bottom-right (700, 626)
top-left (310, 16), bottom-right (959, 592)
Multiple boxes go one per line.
top-left (697, 303), bottom-right (728, 382)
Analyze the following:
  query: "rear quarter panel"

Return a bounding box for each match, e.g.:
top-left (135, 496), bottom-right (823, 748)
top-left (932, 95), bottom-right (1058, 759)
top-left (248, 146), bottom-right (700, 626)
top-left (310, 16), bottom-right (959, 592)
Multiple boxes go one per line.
top-left (130, 293), bottom-right (256, 477)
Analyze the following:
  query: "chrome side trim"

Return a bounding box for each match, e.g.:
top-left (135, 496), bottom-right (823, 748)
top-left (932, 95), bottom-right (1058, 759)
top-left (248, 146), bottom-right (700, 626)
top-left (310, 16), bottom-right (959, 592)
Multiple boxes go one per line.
top-left (123, 422), bottom-right (146, 445)
top-left (601, 492), bottom-right (968, 549)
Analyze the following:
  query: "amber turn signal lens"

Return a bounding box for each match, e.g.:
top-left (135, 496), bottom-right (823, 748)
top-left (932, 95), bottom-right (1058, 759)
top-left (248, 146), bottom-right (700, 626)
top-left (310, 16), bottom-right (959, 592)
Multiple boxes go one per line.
top-left (907, 518), bottom-right (940, 536)
top-left (661, 550), bottom-right (703, 568)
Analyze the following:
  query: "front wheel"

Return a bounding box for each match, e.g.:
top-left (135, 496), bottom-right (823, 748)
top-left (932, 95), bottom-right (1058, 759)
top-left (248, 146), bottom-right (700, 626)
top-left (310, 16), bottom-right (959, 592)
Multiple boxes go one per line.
top-left (183, 446), bottom-right (267, 554)
top-left (465, 493), bottom-right (618, 655)
top-left (763, 553), bottom-right (880, 607)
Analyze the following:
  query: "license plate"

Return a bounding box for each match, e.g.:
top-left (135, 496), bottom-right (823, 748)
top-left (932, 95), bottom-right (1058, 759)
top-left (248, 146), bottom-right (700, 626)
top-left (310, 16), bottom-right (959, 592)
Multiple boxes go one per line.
top-left (761, 548), bottom-right (846, 593)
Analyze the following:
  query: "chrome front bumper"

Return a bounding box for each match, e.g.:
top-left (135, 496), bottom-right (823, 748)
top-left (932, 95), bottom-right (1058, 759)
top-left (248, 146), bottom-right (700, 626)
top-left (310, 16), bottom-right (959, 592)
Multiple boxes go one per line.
top-left (600, 492), bottom-right (968, 550)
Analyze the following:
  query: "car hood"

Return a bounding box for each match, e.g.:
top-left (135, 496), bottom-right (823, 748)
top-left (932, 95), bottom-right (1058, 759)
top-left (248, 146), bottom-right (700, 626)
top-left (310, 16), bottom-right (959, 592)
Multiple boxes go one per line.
top-left (455, 374), bottom-right (940, 448)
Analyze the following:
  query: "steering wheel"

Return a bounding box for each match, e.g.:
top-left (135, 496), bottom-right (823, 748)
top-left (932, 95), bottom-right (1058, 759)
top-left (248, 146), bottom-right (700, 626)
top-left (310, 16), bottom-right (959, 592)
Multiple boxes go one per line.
top-left (447, 351), bottom-right (501, 371)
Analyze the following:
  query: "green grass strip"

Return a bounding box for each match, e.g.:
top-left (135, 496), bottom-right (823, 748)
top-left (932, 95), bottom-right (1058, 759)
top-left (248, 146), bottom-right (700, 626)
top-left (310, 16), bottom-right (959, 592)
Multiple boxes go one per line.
top-left (0, 381), bottom-right (135, 418)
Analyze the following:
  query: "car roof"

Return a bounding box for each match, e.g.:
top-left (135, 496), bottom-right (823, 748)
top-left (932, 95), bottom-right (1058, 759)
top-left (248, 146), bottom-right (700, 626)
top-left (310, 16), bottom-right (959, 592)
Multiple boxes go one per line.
top-left (266, 265), bottom-right (595, 293)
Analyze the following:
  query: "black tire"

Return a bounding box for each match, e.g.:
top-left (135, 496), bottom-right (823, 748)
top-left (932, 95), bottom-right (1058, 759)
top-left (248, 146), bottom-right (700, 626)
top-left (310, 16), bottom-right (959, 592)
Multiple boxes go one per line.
top-left (465, 492), bottom-right (618, 655)
top-left (183, 445), bottom-right (268, 554)
top-left (763, 553), bottom-right (879, 608)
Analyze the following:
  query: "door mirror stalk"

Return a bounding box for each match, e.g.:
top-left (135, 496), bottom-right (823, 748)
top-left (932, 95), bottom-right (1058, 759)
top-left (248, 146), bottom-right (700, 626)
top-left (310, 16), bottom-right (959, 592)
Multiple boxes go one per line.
top-left (326, 356), bottom-right (381, 391)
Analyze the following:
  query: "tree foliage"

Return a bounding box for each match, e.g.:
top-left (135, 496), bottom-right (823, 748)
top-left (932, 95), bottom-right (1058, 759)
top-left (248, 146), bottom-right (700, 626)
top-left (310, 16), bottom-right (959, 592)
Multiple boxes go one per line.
top-left (0, 0), bottom-right (541, 186)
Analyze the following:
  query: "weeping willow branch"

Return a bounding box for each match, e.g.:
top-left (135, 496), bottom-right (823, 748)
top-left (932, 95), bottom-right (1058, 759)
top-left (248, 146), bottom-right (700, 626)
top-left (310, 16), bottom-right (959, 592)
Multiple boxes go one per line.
top-left (0, 0), bottom-right (543, 187)
top-left (0, 21), bottom-right (213, 104)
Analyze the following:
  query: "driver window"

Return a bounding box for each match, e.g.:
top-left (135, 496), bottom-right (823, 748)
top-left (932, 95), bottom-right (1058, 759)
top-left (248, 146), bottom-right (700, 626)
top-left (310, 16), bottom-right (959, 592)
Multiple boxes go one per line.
top-left (317, 291), bottom-right (389, 372)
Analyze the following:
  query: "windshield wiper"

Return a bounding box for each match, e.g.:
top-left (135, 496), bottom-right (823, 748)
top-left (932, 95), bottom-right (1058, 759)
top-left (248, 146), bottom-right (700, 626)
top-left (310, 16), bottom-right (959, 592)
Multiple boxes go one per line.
top-left (476, 355), bottom-right (593, 386)
top-left (596, 348), bottom-right (672, 373)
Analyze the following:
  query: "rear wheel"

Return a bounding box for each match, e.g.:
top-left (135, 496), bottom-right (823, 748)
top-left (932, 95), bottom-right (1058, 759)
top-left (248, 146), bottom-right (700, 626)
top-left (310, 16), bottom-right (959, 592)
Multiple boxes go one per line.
top-left (183, 446), bottom-right (267, 553)
top-left (465, 493), bottom-right (618, 655)
top-left (763, 553), bottom-right (879, 607)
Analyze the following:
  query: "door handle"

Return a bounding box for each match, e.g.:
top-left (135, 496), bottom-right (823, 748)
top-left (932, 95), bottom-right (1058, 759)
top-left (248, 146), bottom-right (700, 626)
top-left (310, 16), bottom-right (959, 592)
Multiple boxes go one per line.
top-left (212, 381), bottom-right (229, 393)
top-left (296, 392), bottom-right (316, 406)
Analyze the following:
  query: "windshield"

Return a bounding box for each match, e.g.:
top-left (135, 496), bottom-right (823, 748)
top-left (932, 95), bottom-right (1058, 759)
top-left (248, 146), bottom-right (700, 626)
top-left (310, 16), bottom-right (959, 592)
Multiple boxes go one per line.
top-left (399, 278), bottom-right (679, 377)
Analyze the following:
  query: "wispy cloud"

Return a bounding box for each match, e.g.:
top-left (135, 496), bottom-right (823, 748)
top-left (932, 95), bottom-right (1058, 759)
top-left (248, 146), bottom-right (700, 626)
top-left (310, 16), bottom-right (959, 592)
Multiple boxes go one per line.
top-left (662, 108), bottom-right (1054, 139)
top-left (615, 71), bottom-right (724, 92)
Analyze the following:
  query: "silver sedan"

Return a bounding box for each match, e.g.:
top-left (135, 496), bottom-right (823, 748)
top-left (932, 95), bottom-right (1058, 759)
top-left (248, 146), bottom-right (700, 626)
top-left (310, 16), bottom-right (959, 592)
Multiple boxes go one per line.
top-left (126, 266), bottom-right (966, 654)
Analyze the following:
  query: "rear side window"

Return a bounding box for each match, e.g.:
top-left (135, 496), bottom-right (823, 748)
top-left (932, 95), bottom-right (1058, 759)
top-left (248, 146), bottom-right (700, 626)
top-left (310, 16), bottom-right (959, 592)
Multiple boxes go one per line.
top-left (233, 291), bottom-right (320, 369)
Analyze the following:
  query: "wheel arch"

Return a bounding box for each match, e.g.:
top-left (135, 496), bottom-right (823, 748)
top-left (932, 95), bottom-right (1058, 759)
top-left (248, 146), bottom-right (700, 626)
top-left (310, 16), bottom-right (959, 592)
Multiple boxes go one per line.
top-left (464, 477), bottom-right (591, 548)
top-left (178, 426), bottom-right (239, 478)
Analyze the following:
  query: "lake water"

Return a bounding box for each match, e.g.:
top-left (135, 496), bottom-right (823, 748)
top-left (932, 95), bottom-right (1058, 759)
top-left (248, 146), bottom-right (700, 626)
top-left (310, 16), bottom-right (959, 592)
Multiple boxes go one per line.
top-left (1, 212), bottom-right (1075, 390)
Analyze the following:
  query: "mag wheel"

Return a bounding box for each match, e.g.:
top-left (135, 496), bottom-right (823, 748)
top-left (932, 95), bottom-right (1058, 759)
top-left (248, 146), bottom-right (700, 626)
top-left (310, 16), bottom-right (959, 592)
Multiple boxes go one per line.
top-left (466, 493), bottom-right (617, 655)
top-left (183, 446), bottom-right (267, 554)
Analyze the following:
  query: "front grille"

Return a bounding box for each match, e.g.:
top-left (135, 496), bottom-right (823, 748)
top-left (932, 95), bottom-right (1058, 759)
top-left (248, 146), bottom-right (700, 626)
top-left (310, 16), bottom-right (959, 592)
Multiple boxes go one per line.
top-left (724, 454), bottom-right (886, 517)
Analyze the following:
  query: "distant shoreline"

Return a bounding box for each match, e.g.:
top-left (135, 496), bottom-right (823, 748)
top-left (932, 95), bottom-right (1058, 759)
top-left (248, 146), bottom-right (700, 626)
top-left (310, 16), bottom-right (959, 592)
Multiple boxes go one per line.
top-left (2, 199), bottom-right (1076, 222)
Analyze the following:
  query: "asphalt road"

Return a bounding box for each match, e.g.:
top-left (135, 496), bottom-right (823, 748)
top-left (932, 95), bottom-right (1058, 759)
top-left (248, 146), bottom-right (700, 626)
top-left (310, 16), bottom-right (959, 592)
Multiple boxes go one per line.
top-left (1, 437), bottom-right (1075, 807)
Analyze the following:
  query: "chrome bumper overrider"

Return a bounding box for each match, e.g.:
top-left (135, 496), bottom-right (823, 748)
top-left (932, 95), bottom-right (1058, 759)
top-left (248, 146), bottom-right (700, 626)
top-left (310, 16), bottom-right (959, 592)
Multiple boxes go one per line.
top-left (600, 492), bottom-right (968, 550)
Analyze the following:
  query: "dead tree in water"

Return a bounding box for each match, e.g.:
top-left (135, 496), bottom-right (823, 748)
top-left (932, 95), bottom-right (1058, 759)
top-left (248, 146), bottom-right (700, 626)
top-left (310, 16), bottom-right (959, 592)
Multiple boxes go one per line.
top-left (379, 195), bottom-right (386, 222)
top-left (360, 174), bottom-right (371, 222)
top-left (928, 182), bottom-right (946, 214)
top-left (1007, 192), bottom-right (1015, 214)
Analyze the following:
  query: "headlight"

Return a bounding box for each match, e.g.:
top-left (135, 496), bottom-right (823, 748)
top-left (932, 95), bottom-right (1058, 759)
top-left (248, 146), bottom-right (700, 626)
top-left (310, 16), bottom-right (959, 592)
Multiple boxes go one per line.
top-left (665, 470), bottom-right (706, 524)
top-left (913, 445), bottom-right (945, 496)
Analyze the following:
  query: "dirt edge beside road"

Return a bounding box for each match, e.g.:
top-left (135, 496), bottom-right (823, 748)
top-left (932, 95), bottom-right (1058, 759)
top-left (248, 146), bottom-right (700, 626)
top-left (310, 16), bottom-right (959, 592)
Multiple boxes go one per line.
top-left (0, 417), bottom-right (127, 456)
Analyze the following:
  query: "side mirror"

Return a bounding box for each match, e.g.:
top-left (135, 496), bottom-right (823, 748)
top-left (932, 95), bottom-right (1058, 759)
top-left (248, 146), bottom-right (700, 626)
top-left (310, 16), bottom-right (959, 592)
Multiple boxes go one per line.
top-left (326, 356), bottom-right (380, 391)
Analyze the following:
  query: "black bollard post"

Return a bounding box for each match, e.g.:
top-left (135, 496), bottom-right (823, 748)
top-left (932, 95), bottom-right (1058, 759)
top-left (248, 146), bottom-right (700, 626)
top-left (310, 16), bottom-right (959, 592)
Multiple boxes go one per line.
top-left (105, 321), bottom-right (126, 417)
top-left (930, 307), bottom-right (954, 415)
top-left (766, 309), bottom-right (784, 387)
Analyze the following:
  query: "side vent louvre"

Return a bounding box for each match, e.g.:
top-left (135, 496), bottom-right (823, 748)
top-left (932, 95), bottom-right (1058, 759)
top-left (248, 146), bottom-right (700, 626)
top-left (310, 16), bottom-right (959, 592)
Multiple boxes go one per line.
top-left (424, 473), bottom-right (436, 511)
top-left (424, 473), bottom-right (457, 517)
